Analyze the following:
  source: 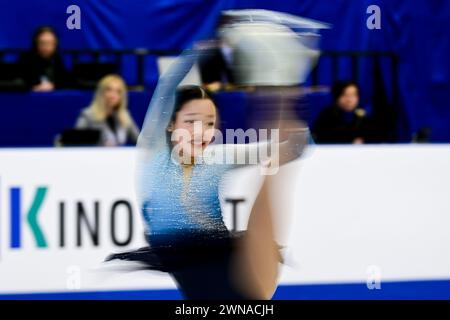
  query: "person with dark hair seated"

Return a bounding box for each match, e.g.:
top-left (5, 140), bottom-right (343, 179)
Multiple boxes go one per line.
top-left (198, 41), bottom-right (235, 92)
top-left (18, 26), bottom-right (69, 91)
top-left (197, 16), bottom-right (236, 92)
top-left (313, 81), bottom-right (369, 144)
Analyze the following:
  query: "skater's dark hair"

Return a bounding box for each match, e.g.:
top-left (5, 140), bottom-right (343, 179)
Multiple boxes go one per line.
top-left (166, 85), bottom-right (217, 144)
top-left (170, 85), bottom-right (215, 123)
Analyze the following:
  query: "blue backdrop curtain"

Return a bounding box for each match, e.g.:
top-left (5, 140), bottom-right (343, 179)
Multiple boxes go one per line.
top-left (0, 0), bottom-right (449, 141)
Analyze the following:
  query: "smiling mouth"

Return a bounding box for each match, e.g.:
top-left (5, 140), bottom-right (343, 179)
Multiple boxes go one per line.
top-left (191, 141), bottom-right (207, 148)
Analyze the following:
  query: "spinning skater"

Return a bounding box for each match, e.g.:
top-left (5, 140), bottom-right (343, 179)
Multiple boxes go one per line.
top-left (106, 11), bottom-right (326, 299)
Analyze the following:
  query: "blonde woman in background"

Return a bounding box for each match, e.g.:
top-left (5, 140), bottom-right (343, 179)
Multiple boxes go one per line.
top-left (76, 74), bottom-right (140, 146)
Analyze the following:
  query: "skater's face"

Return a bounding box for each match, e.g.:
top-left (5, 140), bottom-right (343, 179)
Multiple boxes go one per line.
top-left (337, 85), bottom-right (359, 112)
top-left (169, 98), bottom-right (217, 161)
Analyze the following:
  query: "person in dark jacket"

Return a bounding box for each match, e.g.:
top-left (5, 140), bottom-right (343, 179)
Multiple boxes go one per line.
top-left (198, 40), bottom-right (235, 92)
top-left (197, 15), bottom-right (236, 92)
top-left (313, 81), bottom-right (368, 144)
top-left (18, 26), bottom-right (69, 91)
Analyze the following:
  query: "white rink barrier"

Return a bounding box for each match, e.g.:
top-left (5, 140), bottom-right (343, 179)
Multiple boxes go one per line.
top-left (0, 144), bottom-right (450, 295)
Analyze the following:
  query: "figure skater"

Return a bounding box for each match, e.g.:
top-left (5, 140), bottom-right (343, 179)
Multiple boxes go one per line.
top-left (105, 48), bottom-right (310, 299)
top-left (106, 10), bottom-right (327, 299)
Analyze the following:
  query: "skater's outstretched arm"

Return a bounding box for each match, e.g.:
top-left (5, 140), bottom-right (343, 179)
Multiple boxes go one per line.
top-left (137, 50), bottom-right (200, 158)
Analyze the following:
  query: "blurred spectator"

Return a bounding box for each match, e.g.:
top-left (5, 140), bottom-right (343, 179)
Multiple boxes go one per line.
top-left (313, 81), bottom-right (368, 144)
top-left (18, 26), bottom-right (69, 91)
top-left (75, 75), bottom-right (140, 146)
top-left (198, 39), bottom-right (235, 92)
top-left (198, 16), bottom-right (235, 92)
